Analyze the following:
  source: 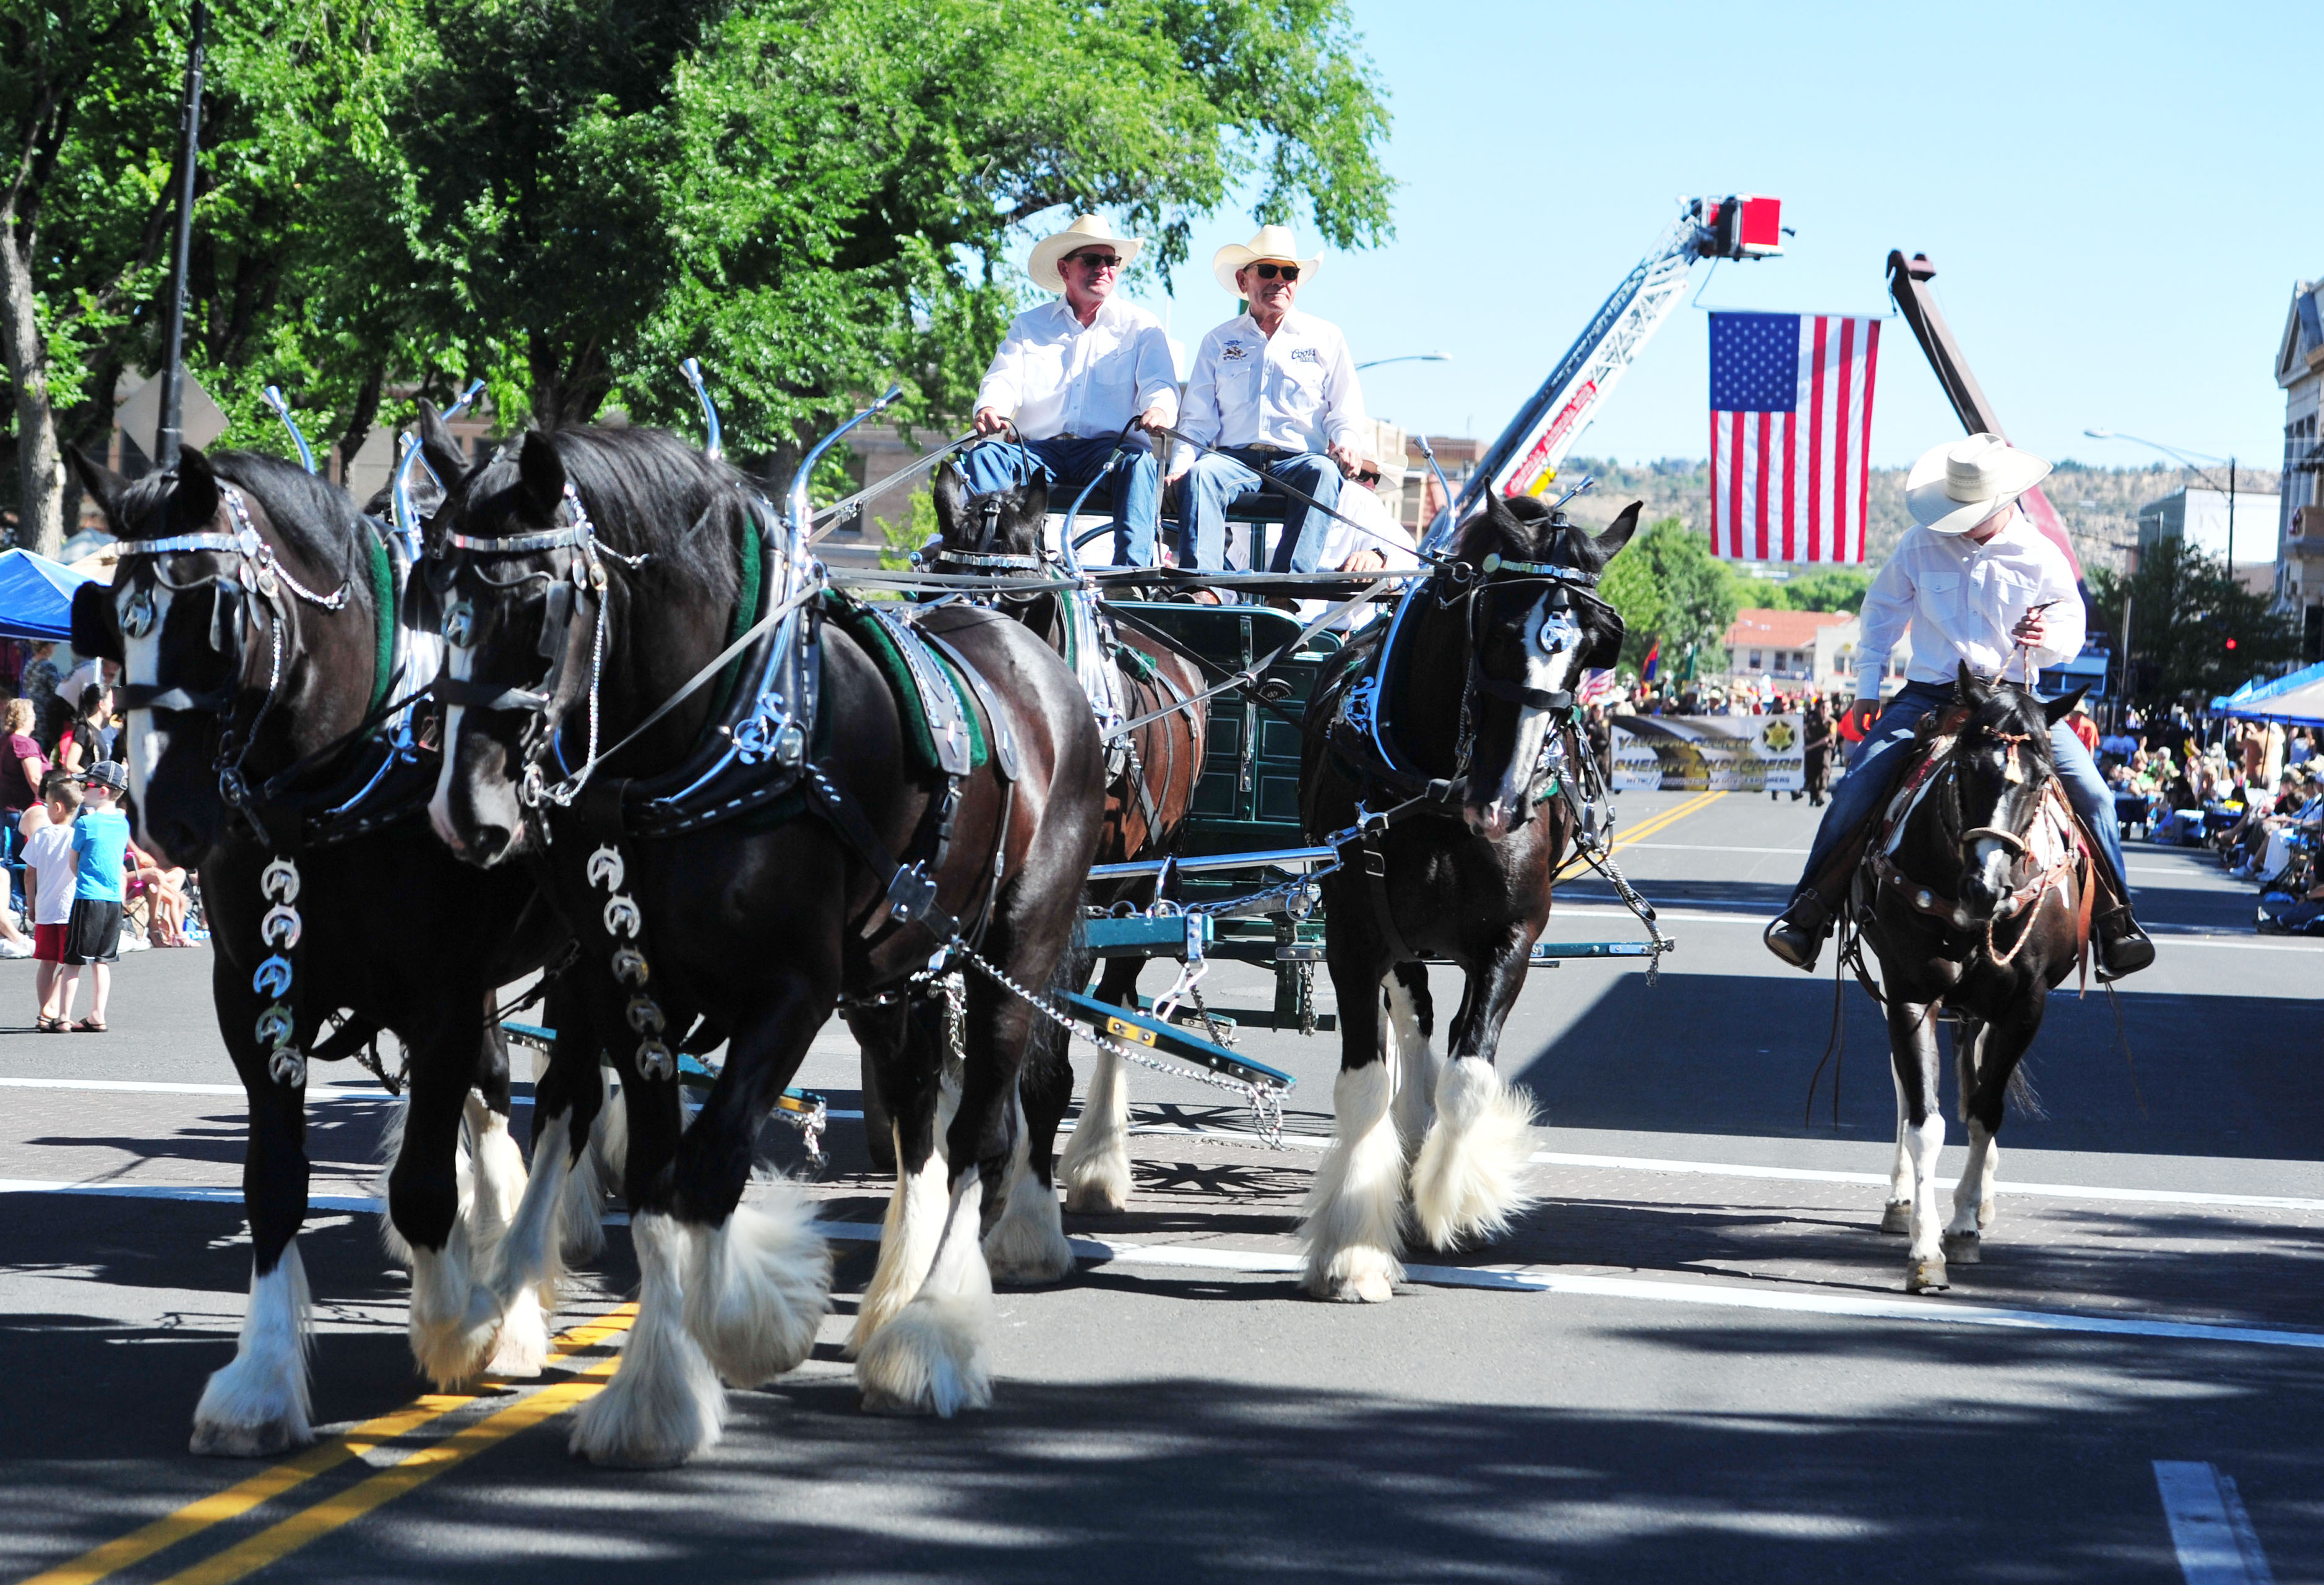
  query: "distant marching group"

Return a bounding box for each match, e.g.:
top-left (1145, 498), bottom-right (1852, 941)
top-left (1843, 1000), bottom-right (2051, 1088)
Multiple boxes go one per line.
top-left (58, 212), bottom-right (2154, 1469)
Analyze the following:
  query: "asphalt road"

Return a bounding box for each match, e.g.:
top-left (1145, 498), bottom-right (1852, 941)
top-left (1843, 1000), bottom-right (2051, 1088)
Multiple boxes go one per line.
top-left (2, 786), bottom-right (2317, 1584)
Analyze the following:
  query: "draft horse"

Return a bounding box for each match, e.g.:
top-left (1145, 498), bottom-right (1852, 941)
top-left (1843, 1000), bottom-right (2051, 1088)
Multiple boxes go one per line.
top-left (69, 447), bottom-right (564, 1454)
top-left (420, 416), bottom-right (1105, 1465)
top-left (1855, 665), bottom-right (2091, 1292)
top-left (929, 454), bottom-right (1208, 1223)
top-left (1298, 491), bottom-right (1639, 1301)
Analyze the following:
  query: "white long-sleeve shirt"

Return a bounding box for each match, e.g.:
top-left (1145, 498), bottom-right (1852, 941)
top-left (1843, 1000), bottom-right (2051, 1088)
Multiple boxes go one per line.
top-left (973, 297), bottom-right (1179, 441)
top-left (1854, 510), bottom-right (2083, 698)
top-left (1296, 482), bottom-right (1419, 628)
top-left (1176, 309), bottom-right (1367, 464)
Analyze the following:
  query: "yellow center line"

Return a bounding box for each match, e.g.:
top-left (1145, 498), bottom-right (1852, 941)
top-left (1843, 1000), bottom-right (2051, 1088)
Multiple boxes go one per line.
top-left (1558, 789), bottom-right (1727, 878)
top-left (20, 1305), bottom-right (636, 1585)
top-left (153, 1357), bottom-right (625, 1585)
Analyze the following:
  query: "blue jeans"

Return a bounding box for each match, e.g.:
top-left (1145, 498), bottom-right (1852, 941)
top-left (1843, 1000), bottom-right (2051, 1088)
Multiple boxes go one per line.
top-left (960, 434), bottom-right (1162, 566)
top-left (1792, 680), bottom-right (2129, 906)
top-left (1181, 447), bottom-right (1342, 576)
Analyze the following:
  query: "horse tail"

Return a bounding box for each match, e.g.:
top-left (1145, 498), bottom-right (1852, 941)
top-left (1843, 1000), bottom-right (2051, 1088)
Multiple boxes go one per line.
top-left (2006, 1062), bottom-right (2047, 1122)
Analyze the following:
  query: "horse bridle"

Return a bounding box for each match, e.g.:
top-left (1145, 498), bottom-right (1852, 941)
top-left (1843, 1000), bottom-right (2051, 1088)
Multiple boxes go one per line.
top-left (1445, 550), bottom-right (1606, 799)
top-left (431, 481), bottom-right (651, 808)
top-left (115, 485), bottom-right (353, 813)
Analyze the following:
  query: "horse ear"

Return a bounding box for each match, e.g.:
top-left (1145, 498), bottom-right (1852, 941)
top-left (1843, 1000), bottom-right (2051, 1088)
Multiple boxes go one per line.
top-left (173, 447), bottom-right (221, 530)
top-left (1954, 660), bottom-right (1990, 709)
top-left (932, 460), bottom-right (970, 539)
top-left (1019, 470), bottom-right (1049, 523)
top-left (517, 431), bottom-right (567, 522)
top-left (1570, 500), bottom-right (1644, 572)
top-left (416, 400), bottom-right (470, 491)
top-left (2043, 687), bottom-right (2088, 726)
top-left (67, 447), bottom-right (130, 534)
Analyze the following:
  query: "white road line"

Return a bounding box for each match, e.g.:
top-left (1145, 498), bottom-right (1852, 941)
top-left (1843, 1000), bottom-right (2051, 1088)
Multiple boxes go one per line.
top-left (1619, 843), bottom-right (1809, 854)
top-left (10, 1178), bottom-right (2320, 1353)
top-left (1552, 903), bottom-right (2324, 950)
top-left (2153, 1461), bottom-right (2276, 1583)
top-left (0, 1076), bottom-right (869, 1121)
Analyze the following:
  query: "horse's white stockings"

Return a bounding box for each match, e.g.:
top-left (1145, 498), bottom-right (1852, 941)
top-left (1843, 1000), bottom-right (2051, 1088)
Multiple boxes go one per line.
top-left (1411, 1057), bottom-right (1539, 1250)
top-left (1301, 1062), bottom-right (1405, 1303)
top-left (191, 1242), bottom-right (314, 1456)
top-left (984, 1092), bottom-right (1074, 1285)
top-left (1058, 1041), bottom-right (1132, 1214)
top-left (856, 1173), bottom-right (994, 1416)
top-left (682, 1186), bottom-right (832, 1386)
top-left (569, 1211), bottom-right (725, 1467)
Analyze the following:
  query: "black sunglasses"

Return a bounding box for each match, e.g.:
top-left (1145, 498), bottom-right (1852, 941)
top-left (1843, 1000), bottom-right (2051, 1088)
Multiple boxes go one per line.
top-left (1251, 262), bottom-right (1301, 281)
top-left (1067, 252), bottom-right (1122, 271)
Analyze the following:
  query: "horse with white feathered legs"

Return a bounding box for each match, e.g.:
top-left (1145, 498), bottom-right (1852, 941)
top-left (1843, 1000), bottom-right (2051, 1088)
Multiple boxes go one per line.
top-left (66, 445), bottom-right (573, 1454)
top-left (1298, 491), bottom-right (1640, 1300)
top-left (924, 449), bottom-right (1209, 1234)
top-left (416, 406), bottom-right (1104, 1466)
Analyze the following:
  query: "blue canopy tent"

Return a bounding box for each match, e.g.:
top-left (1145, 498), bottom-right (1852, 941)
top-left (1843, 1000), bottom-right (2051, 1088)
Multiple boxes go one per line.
top-left (2213, 661), bottom-right (2324, 730)
top-left (0, 548), bottom-right (97, 644)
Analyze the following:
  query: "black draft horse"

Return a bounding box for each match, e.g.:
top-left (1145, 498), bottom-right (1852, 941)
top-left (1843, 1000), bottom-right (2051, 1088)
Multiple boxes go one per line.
top-left (69, 447), bottom-right (566, 1454)
top-left (1857, 665), bottom-right (2090, 1293)
top-left (1298, 492), bottom-right (1639, 1302)
top-left (928, 458), bottom-right (1208, 1222)
top-left (418, 416), bottom-right (1105, 1464)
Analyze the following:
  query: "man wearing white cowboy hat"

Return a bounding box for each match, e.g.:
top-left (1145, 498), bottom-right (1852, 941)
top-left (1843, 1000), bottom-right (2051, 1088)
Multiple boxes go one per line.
top-left (1763, 433), bottom-right (2154, 978)
top-left (1169, 224), bottom-right (1369, 586)
top-left (968, 215), bottom-right (1179, 564)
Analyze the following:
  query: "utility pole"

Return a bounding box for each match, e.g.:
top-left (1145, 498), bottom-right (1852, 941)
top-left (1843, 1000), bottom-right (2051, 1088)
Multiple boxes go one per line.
top-left (2226, 456), bottom-right (2236, 578)
top-left (154, 0), bottom-right (207, 468)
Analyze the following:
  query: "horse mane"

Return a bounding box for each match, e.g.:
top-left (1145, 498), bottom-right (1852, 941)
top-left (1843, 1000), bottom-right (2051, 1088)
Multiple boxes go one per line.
top-left (115, 450), bottom-right (368, 586)
top-left (466, 424), bottom-right (746, 596)
top-left (1959, 681), bottom-right (2058, 769)
top-left (1454, 494), bottom-right (1565, 566)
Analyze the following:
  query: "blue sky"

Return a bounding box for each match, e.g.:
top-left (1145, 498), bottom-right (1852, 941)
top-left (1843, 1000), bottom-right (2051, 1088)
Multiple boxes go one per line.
top-left (1107, 0), bottom-right (2322, 471)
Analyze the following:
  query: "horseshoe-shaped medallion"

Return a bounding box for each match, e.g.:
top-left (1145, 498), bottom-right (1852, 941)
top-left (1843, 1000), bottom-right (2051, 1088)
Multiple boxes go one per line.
top-left (259, 903), bottom-right (303, 950)
top-left (260, 857), bottom-right (301, 905)
top-left (251, 954), bottom-right (295, 1000)
top-left (603, 895), bottom-right (642, 940)
top-left (587, 846), bottom-right (626, 893)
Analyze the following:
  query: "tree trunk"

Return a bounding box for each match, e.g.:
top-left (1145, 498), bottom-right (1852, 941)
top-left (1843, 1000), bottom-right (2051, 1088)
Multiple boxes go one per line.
top-left (335, 362), bottom-right (385, 489)
top-left (527, 332), bottom-right (611, 431)
top-left (0, 197), bottom-right (64, 557)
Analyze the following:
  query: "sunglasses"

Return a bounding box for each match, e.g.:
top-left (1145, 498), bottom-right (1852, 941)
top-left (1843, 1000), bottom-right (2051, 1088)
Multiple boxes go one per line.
top-left (1250, 262), bottom-right (1301, 281)
top-left (1067, 252), bottom-right (1121, 271)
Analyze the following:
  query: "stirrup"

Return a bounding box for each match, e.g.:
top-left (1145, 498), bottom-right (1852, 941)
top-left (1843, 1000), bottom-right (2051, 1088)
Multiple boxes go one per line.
top-left (2093, 905), bottom-right (2154, 982)
top-left (1763, 896), bottom-right (1833, 971)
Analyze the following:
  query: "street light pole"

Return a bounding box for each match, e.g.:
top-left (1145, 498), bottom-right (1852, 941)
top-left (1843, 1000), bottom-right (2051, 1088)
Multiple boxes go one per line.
top-left (2084, 427), bottom-right (2239, 575)
top-left (155, 0), bottom-right (208, 469)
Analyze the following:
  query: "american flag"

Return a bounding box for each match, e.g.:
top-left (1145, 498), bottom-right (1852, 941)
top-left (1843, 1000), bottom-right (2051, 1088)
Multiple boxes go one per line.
top-left (1708, 312), bottom-right (1881, 563)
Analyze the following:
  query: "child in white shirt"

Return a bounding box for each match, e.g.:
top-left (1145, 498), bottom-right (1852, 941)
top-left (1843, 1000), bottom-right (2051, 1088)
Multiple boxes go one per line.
top-left (19, 772), bottom-right (83, 1032)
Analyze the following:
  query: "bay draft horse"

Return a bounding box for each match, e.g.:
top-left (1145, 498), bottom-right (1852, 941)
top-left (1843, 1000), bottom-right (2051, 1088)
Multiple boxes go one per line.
top-left (68, 447), bottom-right (566, 1454)
top-left (419, 416), bottom-right (1105, 1465)
top-left (1298, 492), bottom-right (1639, 1302)
top-left (929, 457), bottom-right (1207, 1221)
top-left (1857, 666), bottom-right (2091, 1294)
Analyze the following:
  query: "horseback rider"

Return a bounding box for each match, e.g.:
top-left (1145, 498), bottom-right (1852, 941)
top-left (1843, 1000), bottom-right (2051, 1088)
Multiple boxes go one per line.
top-left (1763, 434), bottom-right (2156, 980)
top-left (1169, 225), bottom-right (1369, 591)
top-left (970, 215), bottom-right (1180, 567)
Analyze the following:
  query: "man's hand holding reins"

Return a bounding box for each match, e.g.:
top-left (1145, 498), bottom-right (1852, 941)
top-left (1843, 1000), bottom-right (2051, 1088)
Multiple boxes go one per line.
top-left (973, 406), bottom-right (1009, 436)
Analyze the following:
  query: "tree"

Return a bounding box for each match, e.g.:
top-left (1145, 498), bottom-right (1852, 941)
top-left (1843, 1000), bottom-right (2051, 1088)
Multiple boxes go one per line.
top-left (1600, 515), bottom-right (1742, 674)
top-left (2088, 540), bottom-right (2301, 706)
top-left (393, 0), bottom-right (1395, 453)
top-left (1733, 565), bottom-right (1872, 615)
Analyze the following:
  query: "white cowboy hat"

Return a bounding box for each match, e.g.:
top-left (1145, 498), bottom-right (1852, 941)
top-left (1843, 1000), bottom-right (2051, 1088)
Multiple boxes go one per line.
top-left (1026, 215), bottom-right (1143, 293)
top-left (1905, 433), bottom-right (2052, 536)
top-left (1213, 224), bottom-right (1321, 296)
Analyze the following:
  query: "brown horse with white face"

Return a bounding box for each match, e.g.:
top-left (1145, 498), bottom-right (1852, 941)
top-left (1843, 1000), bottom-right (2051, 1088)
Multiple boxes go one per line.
top-left (1298, 491), bottom-right (1638, 1302)
top-left (418, 413), bottom-right (1106, 1464)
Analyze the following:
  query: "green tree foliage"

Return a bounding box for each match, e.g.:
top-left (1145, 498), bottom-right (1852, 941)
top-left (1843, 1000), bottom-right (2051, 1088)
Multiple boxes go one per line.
top-left (1598, 515), bottom-right (1742, 672)
top-left (1732, 566), bottom-right (1871, 615)
top-left (2087, 540), bottom-right (2302, 705)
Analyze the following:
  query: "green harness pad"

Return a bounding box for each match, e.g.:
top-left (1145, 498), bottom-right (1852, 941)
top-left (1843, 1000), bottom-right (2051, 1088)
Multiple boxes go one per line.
top-left (365, 531), bottom-right (395, 717)
top-left (704, 512), bottom-right (764, 728)
top-left (824, 596), bottom-right (989, 776)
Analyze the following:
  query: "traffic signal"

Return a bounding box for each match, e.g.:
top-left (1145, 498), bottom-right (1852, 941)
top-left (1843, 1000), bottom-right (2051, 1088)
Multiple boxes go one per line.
top-left (2225, 637), bottom-right (2239, 652)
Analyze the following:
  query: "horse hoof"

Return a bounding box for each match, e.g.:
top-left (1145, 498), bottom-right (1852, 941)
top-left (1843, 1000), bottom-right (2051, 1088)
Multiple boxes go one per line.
top-left (1907, 1258), bottom-right (1949, 1293)
top-left (189, 1417), bottom-right (309, 1458)
top-left (1879, 1201), bottom-right (1913, 1235)
top-left (1062, 1183), bottom-right (1127, 1216)
top-left (1322, 1269), bottom-right (1394, 1304)
top-left (1941, 1231), bottom-right (1982, 1265)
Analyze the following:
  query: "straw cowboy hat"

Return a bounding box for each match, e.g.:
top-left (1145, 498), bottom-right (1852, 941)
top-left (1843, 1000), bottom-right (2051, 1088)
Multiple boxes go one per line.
top-left (1905, 433), bottom-right (2053, 536)
top-left (1026, 215), bottom-right (1144, 293)
top-left (1213, 223), bottom-right (1321, 296)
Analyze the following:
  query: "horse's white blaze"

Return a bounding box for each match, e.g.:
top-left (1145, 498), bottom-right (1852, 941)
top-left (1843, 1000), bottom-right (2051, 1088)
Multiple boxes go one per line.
top-left (1058, 1039), bottom-right (1132, 1214)
top-left (848, 1122), bottom-right (952, 1356)
top-left (682, 1187), bottom-right (832, 1386)
top-left (122, 591), bottom-right (173, 853)
top-left (856, 1172), bottom-right (994, 1416)
top-left (1483, 602), bottom-right (1582, 831)
top-left (1384, 975), bottom-right (1439, 1154)
top-left (1301, 1062), bottom-right (1405, 1302)
top-left (190, 1242), bottom-right (314, 1456)
top-left (569, 1211), bottom-right (725, 1467)
top-left (426, 700), bottom-right (467, 848)
top-left (1411, 1056), bottom-right (1540, 1250)
top-left (984, 1091), bottom-right (1074, 1284)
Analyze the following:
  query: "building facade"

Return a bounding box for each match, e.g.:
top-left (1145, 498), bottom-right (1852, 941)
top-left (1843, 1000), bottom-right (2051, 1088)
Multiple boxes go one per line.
top-left (2275, 278), bottom-right (2324, 661)
top-left (2137, 485), bottom-right (2280, 579)
top-left (1721, 608), bottom-right (1908, 698)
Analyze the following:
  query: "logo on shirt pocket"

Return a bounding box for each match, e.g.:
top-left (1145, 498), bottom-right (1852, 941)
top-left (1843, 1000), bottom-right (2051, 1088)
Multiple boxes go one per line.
top-left (1289, 346), bottom-right (1322, 365)
top-left (1220, 341), bottom-right (1250, 363)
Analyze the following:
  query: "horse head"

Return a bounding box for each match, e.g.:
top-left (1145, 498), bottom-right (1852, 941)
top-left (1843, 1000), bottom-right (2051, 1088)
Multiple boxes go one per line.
top-left (1948, 661), bottom-right (2085, 926)
top-left (1453, 493), bottom-right (1639, 839)
top-left (423, 409), bottom-right (739, 866)
top-left (67, 445), bottom-right (368, 869)
top-left (931, 445), bottom-right (1051, 571)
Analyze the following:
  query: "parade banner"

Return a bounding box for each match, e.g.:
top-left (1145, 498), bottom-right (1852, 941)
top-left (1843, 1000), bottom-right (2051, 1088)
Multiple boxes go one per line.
top-left (1611, 713), bottom-right (1805, 791)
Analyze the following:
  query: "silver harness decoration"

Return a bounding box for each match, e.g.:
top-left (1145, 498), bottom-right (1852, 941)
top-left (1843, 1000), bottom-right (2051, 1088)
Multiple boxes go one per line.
top-left (253, 858), bottom-right (306, 1086)
top-left (585, 843), bottom-right (673, 1080)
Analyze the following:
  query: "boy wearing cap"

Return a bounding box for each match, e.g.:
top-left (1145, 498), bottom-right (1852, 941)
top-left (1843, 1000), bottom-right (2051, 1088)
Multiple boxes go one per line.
top-left (20, 771), bottom-right (83, 1031)
top-left (1763, 434), bottom-right (2154, 980)
top-left (59, 758), bottom-right (132, 1031)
